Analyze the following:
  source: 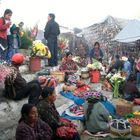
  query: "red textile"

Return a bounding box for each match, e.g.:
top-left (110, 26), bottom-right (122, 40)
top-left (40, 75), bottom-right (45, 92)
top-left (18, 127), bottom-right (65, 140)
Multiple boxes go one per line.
top-left (56, 118), bottom-right (77, 138)
top-left (0, 17), bottom-right (9, 39)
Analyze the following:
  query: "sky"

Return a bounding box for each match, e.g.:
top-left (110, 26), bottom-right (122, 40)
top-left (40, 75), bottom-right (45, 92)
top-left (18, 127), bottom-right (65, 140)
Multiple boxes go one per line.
top-left (0, 0), bottom-right (140, 30)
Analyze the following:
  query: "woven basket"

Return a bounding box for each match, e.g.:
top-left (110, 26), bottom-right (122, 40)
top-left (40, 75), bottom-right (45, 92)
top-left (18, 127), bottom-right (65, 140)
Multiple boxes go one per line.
top-left (132, 125), bottom-right (140, 136)
top-left (116, 99), bottom-right (133, 116)
top-left (110, 119), bottom-right (131, 139)
top-left (50, 71), bottom-right (65, 82)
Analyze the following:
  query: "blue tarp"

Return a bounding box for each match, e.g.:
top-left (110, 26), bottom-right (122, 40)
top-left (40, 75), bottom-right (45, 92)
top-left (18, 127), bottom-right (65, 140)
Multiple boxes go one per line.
top-left (60, 91), bottom-right (85, 105)
top-left (60, 91), bottom-right (117, 118)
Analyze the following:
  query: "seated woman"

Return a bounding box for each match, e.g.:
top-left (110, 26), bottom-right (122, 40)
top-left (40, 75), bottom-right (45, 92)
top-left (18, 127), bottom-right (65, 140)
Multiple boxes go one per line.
top-left (90, 42), bottom-right (103, 63)
top-left (4, 53), bottom-right (42, 104)
top-left (16, 103), bottom-right (53, 140)
top-left (36, 87), bottom-right (81, 140)
top-left (123, 74), bottom-right (140, 101)
top-left (83, 95), bottom-right (110, 134)
top-left (59, 52), bottom-right (78, 82)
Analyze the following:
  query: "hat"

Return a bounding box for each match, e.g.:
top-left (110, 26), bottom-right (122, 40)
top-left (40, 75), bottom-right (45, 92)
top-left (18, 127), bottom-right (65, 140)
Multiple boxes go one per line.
top-left (121, 56), bottom-right (128, 61)
top-left (11, 53), bottom-right (25, 65)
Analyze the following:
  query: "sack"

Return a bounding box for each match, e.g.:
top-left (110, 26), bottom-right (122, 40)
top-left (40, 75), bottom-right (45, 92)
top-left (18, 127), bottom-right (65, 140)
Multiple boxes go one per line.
top-left (4, 75), bottom-right (16, 99)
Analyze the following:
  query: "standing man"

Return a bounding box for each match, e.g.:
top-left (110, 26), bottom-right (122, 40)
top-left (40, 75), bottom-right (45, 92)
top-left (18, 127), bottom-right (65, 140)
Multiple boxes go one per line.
top-left (44, 13), bottom-right (60, 66)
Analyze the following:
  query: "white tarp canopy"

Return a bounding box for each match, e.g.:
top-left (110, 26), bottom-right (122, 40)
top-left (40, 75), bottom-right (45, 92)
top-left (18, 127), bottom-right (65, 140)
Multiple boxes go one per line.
top-left (113, 20), bottom-right (140, 43)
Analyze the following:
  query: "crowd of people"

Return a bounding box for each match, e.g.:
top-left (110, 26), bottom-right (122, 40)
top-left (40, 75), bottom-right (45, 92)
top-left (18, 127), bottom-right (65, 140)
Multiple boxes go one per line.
top-left (0, 9), bottom-right (24, 64)
top-left (1, 8), bottom-right (140, 140)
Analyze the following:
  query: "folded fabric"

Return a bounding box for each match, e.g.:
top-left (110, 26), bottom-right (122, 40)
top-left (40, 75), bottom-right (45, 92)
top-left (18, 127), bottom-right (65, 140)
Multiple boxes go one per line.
top-left (61, 104), bottom-right (85, 121)
top-left (56, 118), bottom-right (77, 138)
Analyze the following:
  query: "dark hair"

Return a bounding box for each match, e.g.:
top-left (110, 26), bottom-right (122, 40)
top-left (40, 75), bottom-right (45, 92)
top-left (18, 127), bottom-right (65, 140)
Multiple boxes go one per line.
top-left (41, 87), bottom-right (55, 99)
top-left (115, 55), bottom-right (120, 59)
top-left (49, 13), bottom-right (55, 20)
top-left (21, 104), bottom-right (35, 120)
top-left (4, 9), bottom-right (12, 16)
top-left (128, 74), bottom-right (136, 82)
top-left (94, 42), bottom-right (100, 47)
top-left (86, 98), bottom-right (99, 120)
top-left (66, 52), bottom-right (73, 58)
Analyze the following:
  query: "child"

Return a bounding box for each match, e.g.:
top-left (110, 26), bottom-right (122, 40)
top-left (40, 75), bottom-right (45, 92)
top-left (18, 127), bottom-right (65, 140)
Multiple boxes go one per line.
top-left (7, 24), bottom-right (21, 64)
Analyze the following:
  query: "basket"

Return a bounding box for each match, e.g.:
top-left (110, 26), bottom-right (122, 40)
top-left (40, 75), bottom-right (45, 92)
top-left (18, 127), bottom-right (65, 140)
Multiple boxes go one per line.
top-left (110, 119), bottom-right (131, 139)
top-left (50, 71), bottom-right (65, 82)
top-left (116, 99), bottom-right (133, 116)
top-left (90, 70), bottom-right (100, 83)
top-left (131, 125), bottom-right (140, 136)
top-left (81, 71), bottom-right (89, 79)
top-left (134, 114), bottom-right (140, 119)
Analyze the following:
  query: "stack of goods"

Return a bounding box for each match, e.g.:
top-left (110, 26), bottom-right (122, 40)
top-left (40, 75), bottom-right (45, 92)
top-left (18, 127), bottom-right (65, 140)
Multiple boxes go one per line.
top-left (128, 118), bottom-right (140, 136)
top-left (65, 104), bottom-right (84, 118)
top-left (73, 80), bottom-right (91, 97)
top-left (110, 119), bottom-right (131, 139)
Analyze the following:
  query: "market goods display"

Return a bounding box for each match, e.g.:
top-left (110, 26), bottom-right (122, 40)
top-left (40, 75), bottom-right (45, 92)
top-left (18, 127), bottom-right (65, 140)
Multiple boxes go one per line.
top-left (65, 104), bottom-right (84, 117)
top-left (133, 111), bottom-right (140, 119)
top-left (128, 118), bottom-right (140, 136)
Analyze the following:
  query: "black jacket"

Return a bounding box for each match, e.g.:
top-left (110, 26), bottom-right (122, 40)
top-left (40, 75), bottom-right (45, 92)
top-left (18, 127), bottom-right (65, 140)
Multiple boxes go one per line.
top-left (44, 19), bottom-right (60, 40)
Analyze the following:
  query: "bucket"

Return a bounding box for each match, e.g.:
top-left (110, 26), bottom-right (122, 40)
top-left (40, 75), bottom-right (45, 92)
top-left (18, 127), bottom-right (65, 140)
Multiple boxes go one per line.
top-left (90, 70), bottom-right (100, 83)
top-left (29, 57), bottom-right (41, 72)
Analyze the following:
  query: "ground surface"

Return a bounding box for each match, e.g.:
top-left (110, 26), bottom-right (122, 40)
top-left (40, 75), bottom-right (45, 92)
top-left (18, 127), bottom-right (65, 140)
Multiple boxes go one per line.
top-left (0, 65), bottom-right (140, 140)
